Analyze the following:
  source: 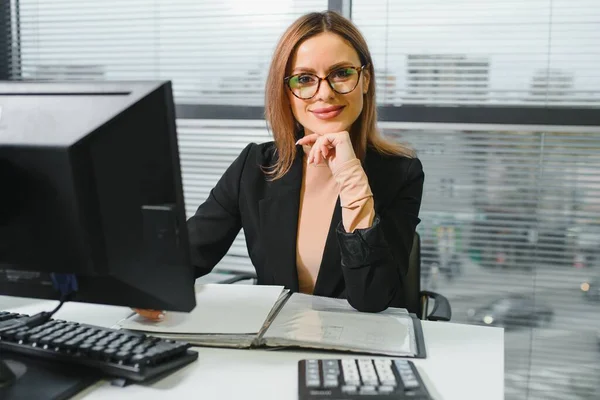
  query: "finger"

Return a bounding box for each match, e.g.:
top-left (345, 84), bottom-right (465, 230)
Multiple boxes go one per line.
top-left (296, 133), bottom-right (319, 146)
top-left (315, 148), bottom-right (322, 165)
top-left (311, 142), bottom-right (319, 164)
top-left (319, 140), bottom-right (330, 161)
top-left (323, 132), bottom-right (350, 147)
top-left (134, 309), bottom-right (165, 321)
top-left (312, 136), bottom-right (324, 164)
top-left (320, 144), bottom-right (328, 160)
top-left (311, 146), bottom-right (319, 164)
top-left (320, 134), bottom-right (340, 148)
top-left (314, 137), bottom-right (325, 164)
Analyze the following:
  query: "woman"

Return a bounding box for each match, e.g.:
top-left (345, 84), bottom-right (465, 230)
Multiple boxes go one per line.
top-left (139, 10), bottom-right (424, 319)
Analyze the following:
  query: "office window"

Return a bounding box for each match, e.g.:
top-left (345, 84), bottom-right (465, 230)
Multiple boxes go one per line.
top-left (353, 0), bottom-right (600, 106)
top-left (381, 123), bottom-right (600, 400)
top-left (353, 1), bottom-right (600, 399)
top-left (11, 0), bottom-right (328, 270)
top-left (16, 0), bottom-right (328, 105)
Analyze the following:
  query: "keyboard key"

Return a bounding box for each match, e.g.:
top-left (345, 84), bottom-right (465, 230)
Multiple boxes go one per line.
top-left (79, 343), bottom-right (94, 352)
top-left (103, 348), bottom-right (118, 358)
top-left (115, 351), bottom-right (131, 362)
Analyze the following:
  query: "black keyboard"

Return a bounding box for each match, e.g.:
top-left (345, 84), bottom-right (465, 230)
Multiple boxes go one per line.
top-left (298, 358), bottom-right (432, 399)
top-left (0, 311), bottom-right (198, 383)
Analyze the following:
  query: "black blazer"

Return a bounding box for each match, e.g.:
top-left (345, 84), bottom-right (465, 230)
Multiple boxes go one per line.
top-left (187, 141), bottom-right (424, 312)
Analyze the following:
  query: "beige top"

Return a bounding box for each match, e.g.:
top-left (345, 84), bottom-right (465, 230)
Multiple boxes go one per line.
top-left (296, 153), bottom-right (375, 294)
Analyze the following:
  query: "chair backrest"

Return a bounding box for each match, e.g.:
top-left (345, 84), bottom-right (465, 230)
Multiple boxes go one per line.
top-left (404, 232), bottom-right (422, 316)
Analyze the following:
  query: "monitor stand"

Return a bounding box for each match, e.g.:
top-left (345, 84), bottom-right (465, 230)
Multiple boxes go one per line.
top-left (0, 353), bottom-right (100, 400)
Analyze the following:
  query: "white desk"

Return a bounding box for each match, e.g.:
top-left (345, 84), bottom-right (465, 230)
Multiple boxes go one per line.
top-left (2, 296), bottom-right (504, 400)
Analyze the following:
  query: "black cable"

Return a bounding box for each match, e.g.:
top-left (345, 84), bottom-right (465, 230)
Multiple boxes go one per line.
top-left (49, 299), bottom-right (66, 316)
top-left (0, 296), bottom-right (70, 333)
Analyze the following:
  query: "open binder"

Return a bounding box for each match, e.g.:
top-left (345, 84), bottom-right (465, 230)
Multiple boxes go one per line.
top-left (118, 284), bottom-right (427, 358)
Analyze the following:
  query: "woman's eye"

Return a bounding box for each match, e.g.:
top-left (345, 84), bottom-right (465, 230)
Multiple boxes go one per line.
top-left (297, 75), bottom-right (316, 85)
top-left (332, 68), bottom-right (354, 79)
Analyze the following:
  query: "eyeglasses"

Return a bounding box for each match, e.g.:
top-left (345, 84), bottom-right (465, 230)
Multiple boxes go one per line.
top-left (284, 65), bottom-right (368, 100)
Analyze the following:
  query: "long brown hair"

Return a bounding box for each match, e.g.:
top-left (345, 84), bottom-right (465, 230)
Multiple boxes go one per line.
top-left (264, 11), bottom-right (415, 180)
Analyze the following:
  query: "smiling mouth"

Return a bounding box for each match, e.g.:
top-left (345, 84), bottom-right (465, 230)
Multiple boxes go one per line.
top-left (310, 105), bottom-right (345, 120)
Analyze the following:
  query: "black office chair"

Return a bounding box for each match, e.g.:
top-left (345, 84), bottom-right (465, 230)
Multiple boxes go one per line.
top-left (215, 232), bottom-right (451, 321)
top-left (406, 232), bottom-right (451, 321)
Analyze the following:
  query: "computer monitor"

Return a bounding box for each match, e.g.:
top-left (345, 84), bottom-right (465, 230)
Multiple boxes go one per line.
top-left (0, 81), bottom-right (196, 312)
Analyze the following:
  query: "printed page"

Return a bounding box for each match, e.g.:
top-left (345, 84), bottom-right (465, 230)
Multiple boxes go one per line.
top-left (262, 293), bottom-right (417, 356)
top-left (119, 284), bottom-right (286, 335)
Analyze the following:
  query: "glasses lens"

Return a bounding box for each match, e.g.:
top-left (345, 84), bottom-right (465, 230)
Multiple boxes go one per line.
top-left (329, 68), bottom-right (359, 94)
top-left (288, 74), bottom-right (319, 99)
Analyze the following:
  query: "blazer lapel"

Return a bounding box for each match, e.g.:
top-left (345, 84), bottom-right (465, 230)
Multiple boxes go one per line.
top-left (258, 148), bottom-right (303, 292)
top-left (312, 197), bottom-right (344, 297)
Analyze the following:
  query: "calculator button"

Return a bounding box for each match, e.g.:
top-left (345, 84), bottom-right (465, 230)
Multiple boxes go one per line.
top-left (358, 361), bottom-right (376, 375)
top-left (306, 366), bottom-right (319, 374)
top-left (306, 372), bottom-right (320, 380)
top-left (400, 371), bottom-right (416, 382)
top-left (306, 379), bottom-right (321, 388)
top-left (359, 385), bottom-right (377, 394)
top-left (362, 377), bottom-right (379, 386)
top-left (323, 379), bottom-right (338, 388)
top-left (375, 362), bottom-right (393, 373)
top-left (380, 377), bottom-right (397, 386)
top-left (323, 373), bottom-right (338, 382)
top-left (403, 378), bottom-right (420, 389)
top-left (341, 385), bottom-right (357, 393)
top-left (378, 385), bottom-right (395, 393)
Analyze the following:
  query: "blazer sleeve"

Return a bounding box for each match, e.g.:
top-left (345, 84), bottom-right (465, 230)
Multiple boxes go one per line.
top-left (186, 143), bottom-right (254, 278)
top-left (335, 157), bottom-right (424, 312)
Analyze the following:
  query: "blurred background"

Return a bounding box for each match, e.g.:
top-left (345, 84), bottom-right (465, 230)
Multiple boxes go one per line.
top-left (2, 1), bottom-right (599, 399)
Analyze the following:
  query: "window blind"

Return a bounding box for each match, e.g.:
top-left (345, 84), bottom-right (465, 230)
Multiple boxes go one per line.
top-left (386, 123), bottom-right (600, 400)
top-left (177, 119), bottom-right (271, 271)
top-left (12, 0), bottom-right (328, 271)
top-left (17, 0), bottom-right (327, 104)
top-left (351, 3), bottom-right (600, 397)
top-left (353, 0), bottom-right (600, 106)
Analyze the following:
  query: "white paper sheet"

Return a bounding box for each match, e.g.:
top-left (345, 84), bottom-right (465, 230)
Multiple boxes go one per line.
top-left (262, 293), bottom-right (417, 357)
top-left (119, 284), bottom-right (286, 335)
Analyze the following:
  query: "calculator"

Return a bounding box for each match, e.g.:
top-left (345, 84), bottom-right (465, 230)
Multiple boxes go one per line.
top-left (298, 358), bottom-right (432, 399)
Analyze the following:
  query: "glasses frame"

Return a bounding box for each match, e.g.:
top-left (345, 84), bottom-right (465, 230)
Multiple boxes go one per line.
top-left (283, 64), bottom-right (369, 100)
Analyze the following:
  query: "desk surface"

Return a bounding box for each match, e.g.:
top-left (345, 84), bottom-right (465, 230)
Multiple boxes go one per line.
top-left (2, 296), bottom-right (504, 400)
